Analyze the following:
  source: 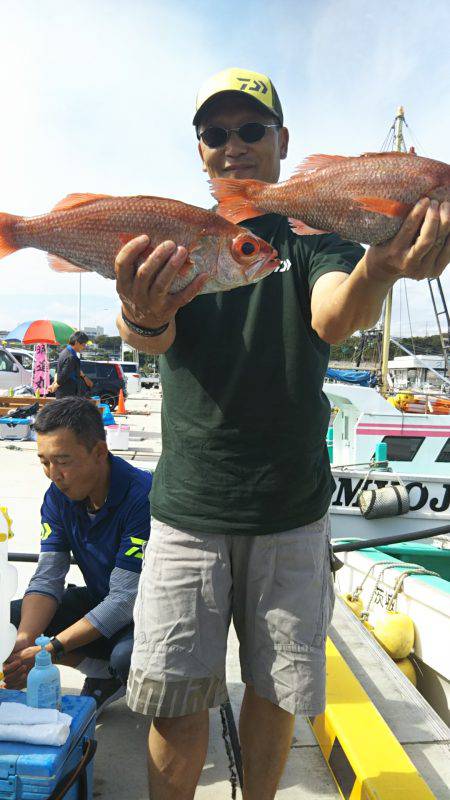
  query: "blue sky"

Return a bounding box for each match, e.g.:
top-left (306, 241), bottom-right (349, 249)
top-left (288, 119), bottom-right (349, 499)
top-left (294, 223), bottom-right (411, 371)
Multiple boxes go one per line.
top-left (0, 0), bottom-right (449, 337)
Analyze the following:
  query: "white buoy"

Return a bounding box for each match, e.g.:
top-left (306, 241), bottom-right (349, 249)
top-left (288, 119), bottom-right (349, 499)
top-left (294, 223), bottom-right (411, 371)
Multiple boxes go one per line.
top-left (0, 507), bottom-right (18, 683)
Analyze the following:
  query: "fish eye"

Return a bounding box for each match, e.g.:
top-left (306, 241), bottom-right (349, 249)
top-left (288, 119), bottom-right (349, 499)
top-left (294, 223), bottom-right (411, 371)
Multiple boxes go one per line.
top-left (231, 235), bottom-right (261, 261)
top-left (241, 241), bottom-right (255, 255)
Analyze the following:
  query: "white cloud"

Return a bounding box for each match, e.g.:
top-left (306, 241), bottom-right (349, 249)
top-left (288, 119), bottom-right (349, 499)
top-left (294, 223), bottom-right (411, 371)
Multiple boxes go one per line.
top-left (0, 0), bottom-right (449, 339)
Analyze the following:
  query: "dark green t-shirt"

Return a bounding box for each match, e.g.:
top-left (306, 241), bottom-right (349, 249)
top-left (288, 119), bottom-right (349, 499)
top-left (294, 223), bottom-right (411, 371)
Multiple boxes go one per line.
top-left (151, 214), bottom-right (364, 535)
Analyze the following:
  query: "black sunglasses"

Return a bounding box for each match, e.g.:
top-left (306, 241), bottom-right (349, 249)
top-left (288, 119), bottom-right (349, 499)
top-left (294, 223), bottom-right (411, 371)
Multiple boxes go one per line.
top-left (198, 122), bottom-right (280, 149)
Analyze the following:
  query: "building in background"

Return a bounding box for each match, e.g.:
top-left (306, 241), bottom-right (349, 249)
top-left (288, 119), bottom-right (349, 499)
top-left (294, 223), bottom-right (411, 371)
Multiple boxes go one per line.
top-left (84, 326), bottom-right (104, 338)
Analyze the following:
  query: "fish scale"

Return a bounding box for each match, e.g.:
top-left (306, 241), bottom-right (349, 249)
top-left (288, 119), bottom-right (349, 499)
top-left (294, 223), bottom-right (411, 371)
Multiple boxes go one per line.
top-left (211, 152), bottom-right (450, 246)
top-left (0, 193), bottom-right (279, 294)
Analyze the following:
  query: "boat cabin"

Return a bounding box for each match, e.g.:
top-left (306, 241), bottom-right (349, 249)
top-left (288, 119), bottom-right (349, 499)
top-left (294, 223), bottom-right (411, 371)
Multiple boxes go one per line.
top-left (324, 384), bottom-right (450, 477)
top-left (388, 354), bottom-right (446, 391)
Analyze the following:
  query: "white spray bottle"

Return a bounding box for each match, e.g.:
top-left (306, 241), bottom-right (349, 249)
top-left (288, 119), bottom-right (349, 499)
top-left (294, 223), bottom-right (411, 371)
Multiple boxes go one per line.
top-left (0, 507), bottom-right (18, 685)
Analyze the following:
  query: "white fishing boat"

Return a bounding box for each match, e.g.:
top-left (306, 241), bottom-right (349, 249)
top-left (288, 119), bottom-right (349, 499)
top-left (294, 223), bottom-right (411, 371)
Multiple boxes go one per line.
top-left (326, 381), bottom-right (450, 540)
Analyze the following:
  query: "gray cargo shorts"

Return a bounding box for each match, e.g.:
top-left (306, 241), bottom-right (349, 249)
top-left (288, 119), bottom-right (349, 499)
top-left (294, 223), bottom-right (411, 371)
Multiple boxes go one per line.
top-left (127, 513), bottom-right (334, 718)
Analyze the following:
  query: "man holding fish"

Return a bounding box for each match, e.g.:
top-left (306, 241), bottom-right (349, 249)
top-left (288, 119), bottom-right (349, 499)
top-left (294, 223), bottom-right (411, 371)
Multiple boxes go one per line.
top-left (0, 66), bottom-right (448, 800)
top-left (115, 69), bottom-right (449, 800)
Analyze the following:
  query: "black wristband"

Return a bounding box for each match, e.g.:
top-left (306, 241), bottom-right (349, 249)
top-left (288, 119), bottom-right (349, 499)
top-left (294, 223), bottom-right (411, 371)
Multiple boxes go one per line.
top-left (121, 310), bottom-right (170, 338)
top-left (49, 636), bottom-right (65, 660)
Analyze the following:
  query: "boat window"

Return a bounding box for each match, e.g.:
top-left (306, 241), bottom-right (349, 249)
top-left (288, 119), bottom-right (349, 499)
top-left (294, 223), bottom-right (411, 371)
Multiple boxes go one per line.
top-left (436, 438), bottom-right (450, 463)
top-left (381, 436), bottom-right (424, 462)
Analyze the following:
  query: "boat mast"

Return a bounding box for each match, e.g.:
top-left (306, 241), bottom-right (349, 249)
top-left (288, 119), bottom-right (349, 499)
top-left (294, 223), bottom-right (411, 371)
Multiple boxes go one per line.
top-left (380, 106), bottom-right (407, 396)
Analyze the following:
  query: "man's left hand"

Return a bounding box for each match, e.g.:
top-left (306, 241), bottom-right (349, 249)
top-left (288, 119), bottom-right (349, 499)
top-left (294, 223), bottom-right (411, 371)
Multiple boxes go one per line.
top-left (365, 198), bottom-right (450, 283)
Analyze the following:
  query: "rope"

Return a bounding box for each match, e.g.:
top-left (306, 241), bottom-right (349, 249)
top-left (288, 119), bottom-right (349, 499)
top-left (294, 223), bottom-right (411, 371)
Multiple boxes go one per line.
top-left (403, 120), bottom-right (429, 157)
top-left (403, 279), bottom-right (416, 354)
top-left (386, 567), bottom-right (440, 611)
top-left (350, 558), bottom-right (428, 617)
top-left (350, 559), bottom-right (401, 600)
top-left (380, 124), bottom-right (395, 152)
top-left (364, 564), bottom-right (426, 615)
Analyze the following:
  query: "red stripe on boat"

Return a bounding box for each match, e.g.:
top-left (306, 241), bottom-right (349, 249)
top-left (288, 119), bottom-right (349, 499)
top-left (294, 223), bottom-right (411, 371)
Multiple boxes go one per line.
top-left (356, 425), bottom-right (450, 437)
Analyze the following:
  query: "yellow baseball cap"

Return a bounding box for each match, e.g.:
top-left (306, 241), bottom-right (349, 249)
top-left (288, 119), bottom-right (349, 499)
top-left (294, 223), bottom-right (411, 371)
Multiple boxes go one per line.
top-left (193, 67), bottom-right (283, 127)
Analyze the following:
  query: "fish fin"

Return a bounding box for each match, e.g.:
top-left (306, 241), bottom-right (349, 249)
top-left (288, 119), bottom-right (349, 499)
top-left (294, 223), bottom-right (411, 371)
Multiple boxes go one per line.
top-left (288, 218), bottom-right (329, 236)
top-left (354, 196), bottom-right (412, 218)
top-left (184, 238), bottom-right (210, 274)
top-left (209, 178), bottom-right (266, 223)
top-left (52, 193), bottom-right (113, 212)
top-left (292, 154), bottom-right (349, 175)
top-left (47, 253), bottom-right (87, 273)
top-left (0, 212), bottom-right (20, 258)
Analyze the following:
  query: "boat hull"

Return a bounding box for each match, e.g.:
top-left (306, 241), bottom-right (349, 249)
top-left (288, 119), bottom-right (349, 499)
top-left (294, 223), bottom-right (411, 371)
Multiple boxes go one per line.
top-left (336, 548), bottom-right (450, 726)
top-left (330, 468), bottom-right (450, 541)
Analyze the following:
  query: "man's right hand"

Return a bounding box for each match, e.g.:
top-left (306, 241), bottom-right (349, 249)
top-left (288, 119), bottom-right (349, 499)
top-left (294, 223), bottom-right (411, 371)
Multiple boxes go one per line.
top-left (115, 236), bottom-right (209, 329)
top-left (2, 632), bottom-right (35, 689)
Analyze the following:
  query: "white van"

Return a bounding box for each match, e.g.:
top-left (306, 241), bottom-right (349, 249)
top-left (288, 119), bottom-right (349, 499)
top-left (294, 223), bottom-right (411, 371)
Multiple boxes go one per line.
top-left (6, 348), bottom-right (34, 372)
top-left (117, 362), bottom-right (141, 394)
top-left (0, 347), bottom-right (32, 391)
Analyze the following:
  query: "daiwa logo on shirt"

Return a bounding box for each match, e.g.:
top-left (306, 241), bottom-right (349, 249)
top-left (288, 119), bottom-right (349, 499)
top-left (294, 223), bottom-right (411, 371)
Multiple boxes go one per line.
top-left (41, 522), bottom-right (52, 540)
top-left (274, 258), bottom-right (291, 273)
top-left (124, 536), bottom-right (146, 559)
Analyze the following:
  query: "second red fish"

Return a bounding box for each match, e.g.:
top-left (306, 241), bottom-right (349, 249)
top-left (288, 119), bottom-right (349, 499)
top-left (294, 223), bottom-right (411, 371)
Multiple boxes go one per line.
top-left (210, 152), bottom-right (450, 245)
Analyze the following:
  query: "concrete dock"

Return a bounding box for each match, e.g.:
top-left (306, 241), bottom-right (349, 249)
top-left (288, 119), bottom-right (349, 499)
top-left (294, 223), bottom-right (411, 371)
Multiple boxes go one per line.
top-left (1, 390), bottom-right (449, 799)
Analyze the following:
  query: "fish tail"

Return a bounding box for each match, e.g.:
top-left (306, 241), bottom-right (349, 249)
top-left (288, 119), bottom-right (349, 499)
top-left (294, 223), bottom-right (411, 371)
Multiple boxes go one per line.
top-left (209, 178), bottom-right (266, 224)
top-left (0, 213), bottom-right (20, 259)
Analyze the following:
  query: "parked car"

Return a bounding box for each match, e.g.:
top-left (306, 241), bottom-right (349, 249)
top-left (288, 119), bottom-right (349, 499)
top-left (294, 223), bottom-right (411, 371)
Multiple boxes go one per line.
top-left (49, 358), bottom-right (126, 410)
top-left (6, 348), bottom-right (34, 372)
top-left (117, 362), bottom-right (141, 394)
top-left (141, 372), bottom-right (160, 389)
top-left (0, 346), bottom-right (32, 391)
top-left (79, 360), bottom-right (127, 410)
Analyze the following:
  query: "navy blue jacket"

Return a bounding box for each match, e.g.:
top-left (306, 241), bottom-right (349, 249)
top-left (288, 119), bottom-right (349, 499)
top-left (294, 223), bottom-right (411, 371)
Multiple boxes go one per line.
top-left (40, 455), bottom-right (152, 601)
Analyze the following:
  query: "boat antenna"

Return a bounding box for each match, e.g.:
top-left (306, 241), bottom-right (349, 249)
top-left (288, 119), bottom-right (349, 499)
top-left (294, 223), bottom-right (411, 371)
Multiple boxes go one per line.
top-left (379, 108), bottom-right (450, 382)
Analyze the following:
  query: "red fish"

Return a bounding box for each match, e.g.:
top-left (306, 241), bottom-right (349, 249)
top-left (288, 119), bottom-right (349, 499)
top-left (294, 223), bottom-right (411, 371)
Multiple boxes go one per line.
top-left (0, 193), bottom-right (279, 293)
top-left (210, 152), bottom-right (450, 245)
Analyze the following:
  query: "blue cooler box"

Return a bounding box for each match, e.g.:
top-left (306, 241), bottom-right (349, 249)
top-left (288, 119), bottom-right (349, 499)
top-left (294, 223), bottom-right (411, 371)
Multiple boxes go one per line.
top-left (0, 690), bottom-right (96, 800)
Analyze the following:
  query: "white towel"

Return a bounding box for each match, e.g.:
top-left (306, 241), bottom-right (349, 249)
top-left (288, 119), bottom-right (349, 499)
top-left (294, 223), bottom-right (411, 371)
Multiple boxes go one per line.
top-left (0, 702), bottom-right (72, 746)
top-left (0, 722), bottom-right (71, 746)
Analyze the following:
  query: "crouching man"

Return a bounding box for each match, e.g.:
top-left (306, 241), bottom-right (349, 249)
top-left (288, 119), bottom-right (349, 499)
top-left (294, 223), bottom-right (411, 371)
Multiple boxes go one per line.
top-left (4, 397), bottom-right (152, 715)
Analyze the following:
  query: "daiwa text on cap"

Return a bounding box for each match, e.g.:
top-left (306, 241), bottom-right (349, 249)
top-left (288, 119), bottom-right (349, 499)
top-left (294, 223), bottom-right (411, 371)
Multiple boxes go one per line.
top-left (193, 67), bottom-right (283, 127)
